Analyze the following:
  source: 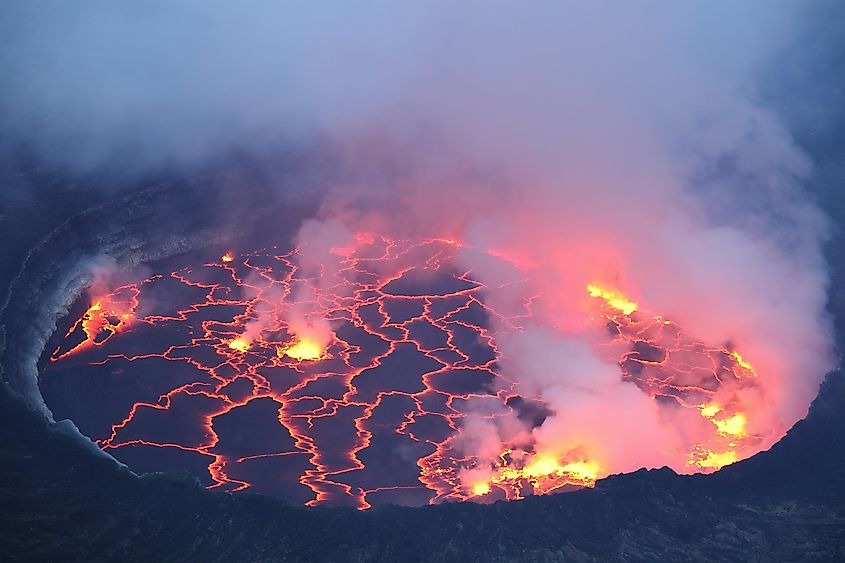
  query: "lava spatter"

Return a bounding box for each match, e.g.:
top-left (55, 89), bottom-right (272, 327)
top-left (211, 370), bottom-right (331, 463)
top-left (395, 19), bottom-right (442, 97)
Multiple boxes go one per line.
top-left (42, 236), bottom-right (762, 509)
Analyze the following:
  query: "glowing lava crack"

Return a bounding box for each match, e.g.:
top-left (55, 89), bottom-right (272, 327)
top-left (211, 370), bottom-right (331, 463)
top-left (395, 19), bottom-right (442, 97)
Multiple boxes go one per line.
top-left (42, 236), bottom-right (763, 509)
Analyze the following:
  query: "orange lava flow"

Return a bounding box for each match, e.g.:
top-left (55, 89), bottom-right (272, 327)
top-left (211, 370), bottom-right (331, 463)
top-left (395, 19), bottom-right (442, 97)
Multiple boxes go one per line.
top-left (44, 237), bottom-right (762, 509)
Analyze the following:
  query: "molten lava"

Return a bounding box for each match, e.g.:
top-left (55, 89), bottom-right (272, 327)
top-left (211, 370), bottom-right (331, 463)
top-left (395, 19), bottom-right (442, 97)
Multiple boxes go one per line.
top-left (278, 337), bottom-right (325, 361)
top-left (43, 236), bottom-right (766, 509)
top-left (50, 287), bottom-right (139, 361)
top-left (228, 337), bottom-right (250, 353)
top-left (471, 482), bottom-right (491, 496)
top-left (471, 455), bottom-right (602, 499)
top-left (586, 284), bottom-right (638, 315)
